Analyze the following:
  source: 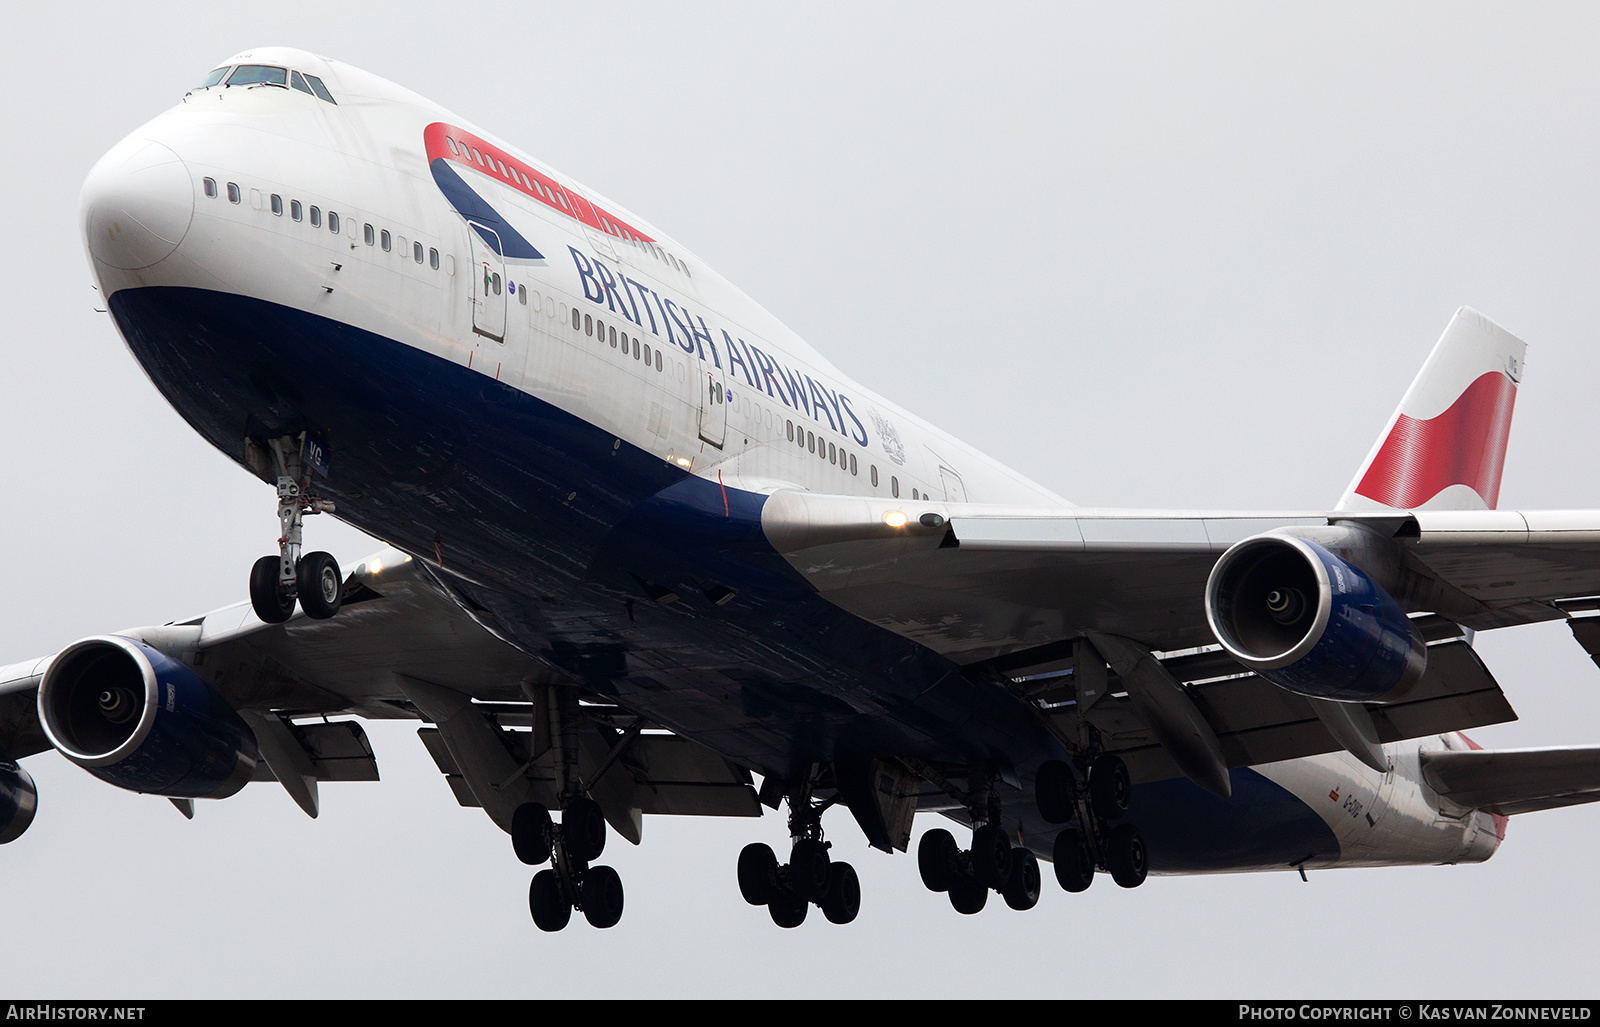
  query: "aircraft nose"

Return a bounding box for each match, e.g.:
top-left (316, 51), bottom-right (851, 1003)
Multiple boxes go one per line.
top-left (82, 139), bottom-right (194, 270)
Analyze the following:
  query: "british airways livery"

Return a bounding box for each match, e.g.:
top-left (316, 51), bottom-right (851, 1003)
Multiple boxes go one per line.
top-left (12, 46), bottom-right (1600, 932)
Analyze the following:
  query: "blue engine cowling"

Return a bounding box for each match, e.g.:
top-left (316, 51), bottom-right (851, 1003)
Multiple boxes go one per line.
top-left (1205, 533), bottom-right (1426, 702)
top-left (37, 635), bottom-right (258, 798)
top-left (0, 761), bottom-right (37, 843)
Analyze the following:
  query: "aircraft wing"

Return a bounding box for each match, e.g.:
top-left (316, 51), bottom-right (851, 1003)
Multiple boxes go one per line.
top-left (760, 494), bottom-right (1600, 663)
top-left (757, 492), bottom-right (1600, 785)
top-left (0, 548), bottom-right (760, 831)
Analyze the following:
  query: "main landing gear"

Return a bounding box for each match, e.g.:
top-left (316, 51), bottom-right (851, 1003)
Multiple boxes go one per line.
top-left (1035, 753), bottom-right (1147, 892)
top-left (514, 797), bottom-right (624, 931)
top-left (248, 435), bottom-right (342, 624)
top-left (737, 774), bottom-right (860, 928)
top-left (916, 822), bottom-right (1042, 915)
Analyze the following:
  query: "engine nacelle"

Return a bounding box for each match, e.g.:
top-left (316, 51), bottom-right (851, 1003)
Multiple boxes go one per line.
top-left (0, 761), bottom-right (37, 843)
top-left (1205, 533), bottom-right (1426, 702)
top-left (37, 635), bottom-right (258, 799)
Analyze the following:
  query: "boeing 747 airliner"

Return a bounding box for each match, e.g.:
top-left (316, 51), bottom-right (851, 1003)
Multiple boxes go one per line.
top-left (5, 47), bottom-right (1600, 932)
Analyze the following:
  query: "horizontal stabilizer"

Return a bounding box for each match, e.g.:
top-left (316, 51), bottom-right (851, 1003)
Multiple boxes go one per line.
top-left (1420, 745), bottom-right (1600, 815)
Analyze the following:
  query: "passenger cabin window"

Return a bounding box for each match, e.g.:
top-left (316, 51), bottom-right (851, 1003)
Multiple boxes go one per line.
top-left (380, 229), bottom-right (391, 251)
top-left (270, 194), bottom-right (283, 216)
top-left (413, 241), bottom-right (424, 263)
top-left (892, 477), bottom-right (900, 498)
top-left (203, 178), bottom-right (216, 198)
top-left (227, 65), bottom-right (288, 88)
top-left (310, 206), bottom-right (321, 227)
top-left (328, 212), bottom-right (340, 234)
top-left (871, 465), bottom-right (878, 487)
top-left (364, 224), bottom-right (375, 245)
top-left (226, 182), bottom-right (240, 204)
top-left (430, 248), bottom-right (440, 270)
top-left (291, 200), bottom-right (302, 221)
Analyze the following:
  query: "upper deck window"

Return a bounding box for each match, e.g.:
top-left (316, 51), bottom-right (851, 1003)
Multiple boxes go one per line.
top-left (195, 68), bottom-right (230, 89)
top-left (226, 65), bottom-right (288, 88)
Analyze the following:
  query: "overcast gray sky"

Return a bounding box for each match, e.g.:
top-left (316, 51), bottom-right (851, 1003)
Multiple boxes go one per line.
top-left (4, 1), bottom-right (1600, 998)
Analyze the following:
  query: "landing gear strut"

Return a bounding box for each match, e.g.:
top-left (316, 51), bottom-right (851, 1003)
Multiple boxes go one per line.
top-left (248, 434), bottom-right (342, 624)
top-left (737, 770), bottom-right (859, 927)
top-left (515, 689), bottom-right (625, 931)
top-left (914, 771), bottom-right (1043, 916)
top-left (1035, 753), bottom-right (1147, 891)
top-left (517, 798), bottom-right (624, 931)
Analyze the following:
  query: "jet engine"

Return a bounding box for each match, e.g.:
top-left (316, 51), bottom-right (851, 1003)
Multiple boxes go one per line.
top-left (1205, 533), bottom-right (1426, 702)
top-left (0, 761), bottom-right (37, 843)
top-left (37, 635), bottom-right (258, 798)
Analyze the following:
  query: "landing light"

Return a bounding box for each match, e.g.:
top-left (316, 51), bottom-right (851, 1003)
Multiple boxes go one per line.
top-left (883, 511), bottom-right (908, 528)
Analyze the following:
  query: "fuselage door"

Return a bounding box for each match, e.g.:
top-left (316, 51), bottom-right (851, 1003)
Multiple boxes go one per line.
top-left (467, 221), bottom-right (506, 342)
top-left (698, 362), bottom-right (728, 449)
top-left (939, 466), bottom-right (968, 503)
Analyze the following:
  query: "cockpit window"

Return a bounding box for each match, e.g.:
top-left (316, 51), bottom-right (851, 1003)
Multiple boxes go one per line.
top-left (303, 74), bottom-right (337, 105)
top-left (290, 71), bottom-right (314, 96)
top-left (226, 65), bottom-right (288, 88)
top-left (196, 67), bottom-right (229, 89)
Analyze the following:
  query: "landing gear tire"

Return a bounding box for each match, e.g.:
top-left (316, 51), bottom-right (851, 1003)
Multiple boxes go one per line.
top-left (1052, 828), bottom-right (1094, 893)
top-left (789, 838), bottom-right (831, 903)
top-left (1089, 753), bottom-right (1132, 822)
top-left (948, 875), bottom-right (987, 915)
top-left (738, 842), bottom-right (778, 906)
top-left (296, 551), bottom-right (343, 620)
top-left (1001, 848), bottom-right (1041, 911)
top-left (581, 865), bottom-right (624, 928)
top-left (917, 828), bottom-right (959, 893)
top-left (1036, 760), bottom-right (1075, 825)
top-left (563, 797), bottom-right (608, 863)
top-left (768, 889), bottom-right (808, 928)
top-left (249, 555), bottom-right (295, 624)
top-left (969, 823), bottom-right (1013, 890)
top-left (1107, 824), bottom-right (1148, 889)
top-left (512, 802), bottom-right (553, 866)
top-left (528, 869), bottom-right (571, 932)
top-left (821, 861), bottom-right (861, 925)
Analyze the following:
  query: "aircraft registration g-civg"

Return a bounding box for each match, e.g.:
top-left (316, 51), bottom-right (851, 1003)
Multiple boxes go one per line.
top-left (13, 45), bottom-right (1600, 932)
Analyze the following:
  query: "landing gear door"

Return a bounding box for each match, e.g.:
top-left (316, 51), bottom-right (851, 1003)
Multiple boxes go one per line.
top-left (698, 363), bottom-right (728, 449)
top-left (467, 222), bottom-right (506, 343)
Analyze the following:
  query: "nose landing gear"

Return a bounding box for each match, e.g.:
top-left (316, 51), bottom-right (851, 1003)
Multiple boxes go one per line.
top-left (247, 435), bottom-right (342, 624)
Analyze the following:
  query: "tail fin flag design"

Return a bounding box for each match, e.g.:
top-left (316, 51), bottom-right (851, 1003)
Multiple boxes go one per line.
top-left (1336, 308), bottom-right (1526, 512)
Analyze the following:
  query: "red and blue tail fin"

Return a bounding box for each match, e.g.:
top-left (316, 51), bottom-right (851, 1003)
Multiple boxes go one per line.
top-left (1336, 307), bottom-right (1525, 512)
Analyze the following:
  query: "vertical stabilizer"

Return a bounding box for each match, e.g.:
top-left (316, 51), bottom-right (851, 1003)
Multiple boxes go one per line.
top-left (1336, 308), bottom-right (1525, 512)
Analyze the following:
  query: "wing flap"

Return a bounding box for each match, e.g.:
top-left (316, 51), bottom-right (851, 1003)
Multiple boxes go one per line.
top-left (1044, 638), bottom-right (1512, 785)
